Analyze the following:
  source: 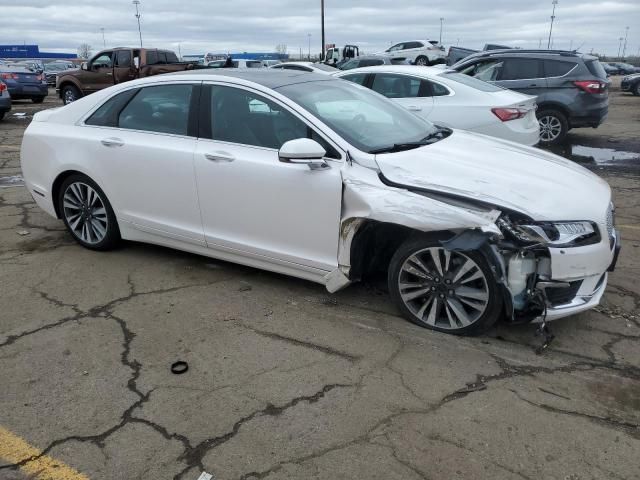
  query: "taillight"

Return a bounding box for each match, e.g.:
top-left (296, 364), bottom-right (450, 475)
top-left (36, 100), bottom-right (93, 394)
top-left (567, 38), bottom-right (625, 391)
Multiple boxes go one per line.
top-left (0, 73), bottom-right (18, 80)
top-left (0, 82), bottom-right (6, 92)
top-left (574, 80), bottom-right (607, 94)
top-left (491, 107), bottom-right (528, 122)
top-left (36, 74), bottom-right (44, 81)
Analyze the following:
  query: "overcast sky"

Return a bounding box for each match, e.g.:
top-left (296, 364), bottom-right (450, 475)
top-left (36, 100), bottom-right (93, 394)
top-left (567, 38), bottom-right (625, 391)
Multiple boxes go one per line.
top-left (1, 0), bottom-right (639, 58)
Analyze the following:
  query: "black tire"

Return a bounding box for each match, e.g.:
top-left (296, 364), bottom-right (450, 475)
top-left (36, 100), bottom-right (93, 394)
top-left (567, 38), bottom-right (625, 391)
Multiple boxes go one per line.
top-left (537, 109), bottom-right (568, 145)
top-left (0, 112), bottom-right (4, 121)
top-left (58, 174), bottom-right (120, 250)
top-left (388, 235), bottom-right (502, 336)
top-left (415, 56), bottom-right (429, 66)
top-left (61, 85), bottom-right (81, 105)
top-left (32, 97), bottom-right (45, 104)
top-left (633, 82), bottom-right (640, 97)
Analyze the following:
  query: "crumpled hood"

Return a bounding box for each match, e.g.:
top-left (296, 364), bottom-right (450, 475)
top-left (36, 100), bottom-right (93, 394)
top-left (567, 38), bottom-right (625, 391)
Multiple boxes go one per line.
top-left (375, 130), bottom-right (611, 221)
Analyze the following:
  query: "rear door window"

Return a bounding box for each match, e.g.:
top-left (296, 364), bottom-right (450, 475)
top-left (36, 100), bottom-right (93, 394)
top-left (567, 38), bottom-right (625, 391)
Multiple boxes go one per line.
top-left (371, 73), bottom-right (427, 98)
top-left (118, 84), bottom-right (193, 135)
top-left (544, 60), bottom-right (576, 77)
top-left (499, 58), bottom-right (543, 80)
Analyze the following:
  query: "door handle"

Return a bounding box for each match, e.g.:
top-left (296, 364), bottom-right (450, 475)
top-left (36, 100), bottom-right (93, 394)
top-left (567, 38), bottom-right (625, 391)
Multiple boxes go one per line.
top-left (205, 152), bottom-right (235, 162)
top-left (101, 137), bottom-right (124, 147)
top-left (106, 72), bottom-right (113, 76)
top-left (407, 105), bottom-right (422, 111)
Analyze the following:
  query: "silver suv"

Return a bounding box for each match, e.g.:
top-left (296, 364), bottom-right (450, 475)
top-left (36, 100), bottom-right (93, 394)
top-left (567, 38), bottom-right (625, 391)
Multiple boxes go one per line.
top-left (451, 50), bottom-right (609, 144)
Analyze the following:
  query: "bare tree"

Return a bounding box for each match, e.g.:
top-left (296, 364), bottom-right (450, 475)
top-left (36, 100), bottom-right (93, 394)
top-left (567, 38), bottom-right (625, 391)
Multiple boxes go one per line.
top-left (77, 44), bottom-right (93, 59)
top-left (275, 44), bottom-right (288, 55)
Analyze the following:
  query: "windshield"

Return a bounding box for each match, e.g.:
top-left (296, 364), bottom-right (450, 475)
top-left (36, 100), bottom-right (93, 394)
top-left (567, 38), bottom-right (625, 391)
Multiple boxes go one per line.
top-left (278, 80), bottom-right (438, 153)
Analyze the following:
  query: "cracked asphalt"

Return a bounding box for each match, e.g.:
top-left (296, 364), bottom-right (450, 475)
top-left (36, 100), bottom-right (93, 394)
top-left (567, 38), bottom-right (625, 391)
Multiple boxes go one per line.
top-left (1, 84), bottom-right (639, 480)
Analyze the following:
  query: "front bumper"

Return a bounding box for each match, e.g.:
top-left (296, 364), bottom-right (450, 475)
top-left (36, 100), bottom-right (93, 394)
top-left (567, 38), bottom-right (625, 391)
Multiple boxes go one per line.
top-left (534, 229), bottom-right (620, 323)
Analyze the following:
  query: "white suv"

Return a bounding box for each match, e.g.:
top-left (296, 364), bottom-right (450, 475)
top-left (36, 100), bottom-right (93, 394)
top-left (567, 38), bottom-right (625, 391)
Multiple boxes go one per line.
top-left (377, 40), bottom-right (446, 66)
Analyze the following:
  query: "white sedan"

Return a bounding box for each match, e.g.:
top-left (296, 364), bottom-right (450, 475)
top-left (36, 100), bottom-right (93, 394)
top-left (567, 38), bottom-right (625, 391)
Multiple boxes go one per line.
top-left (21, 70), bottom-right (618, 334)
top-left (270, 62), bottom-right (337, 74)
top-left (334, 65), bottom-right (540, 146)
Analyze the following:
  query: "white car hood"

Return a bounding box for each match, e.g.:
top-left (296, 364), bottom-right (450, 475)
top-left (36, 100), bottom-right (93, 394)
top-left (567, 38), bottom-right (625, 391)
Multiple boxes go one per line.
top-left (375, 130), bottom-right (611, 221)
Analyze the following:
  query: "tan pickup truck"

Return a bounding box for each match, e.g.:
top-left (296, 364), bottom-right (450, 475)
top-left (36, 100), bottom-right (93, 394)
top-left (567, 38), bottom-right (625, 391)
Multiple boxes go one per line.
top-left (56, 47), bottom-right (195, 104)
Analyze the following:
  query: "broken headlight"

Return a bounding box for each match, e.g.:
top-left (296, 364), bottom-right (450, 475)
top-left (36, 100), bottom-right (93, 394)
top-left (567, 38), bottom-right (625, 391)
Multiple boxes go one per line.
top-left (497, 217), bottom-right (599, 247)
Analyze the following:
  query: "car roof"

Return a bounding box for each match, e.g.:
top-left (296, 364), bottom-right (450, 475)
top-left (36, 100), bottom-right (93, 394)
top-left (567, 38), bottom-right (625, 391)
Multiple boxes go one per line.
top-left (277, 62), bottom-right (314, 66)
top-left (457, 49), bottom-right (596, 63)
top-left (166, 69), bottom-right (336, 88)
top-left (336, 65), bottom-right (444, 77)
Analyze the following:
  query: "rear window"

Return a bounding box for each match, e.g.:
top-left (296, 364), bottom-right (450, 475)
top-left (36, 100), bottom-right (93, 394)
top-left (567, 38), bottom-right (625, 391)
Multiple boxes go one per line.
top-left (544, 60), bottom-right (576, 77)
top-left (440, 72), bottom-right (503, 92)
top-left (585, 60), bottom-right (607, 79)
top-left (246, 61), bottom-right (263, 68)
top-left (165, 51), bottom-right (179, 63)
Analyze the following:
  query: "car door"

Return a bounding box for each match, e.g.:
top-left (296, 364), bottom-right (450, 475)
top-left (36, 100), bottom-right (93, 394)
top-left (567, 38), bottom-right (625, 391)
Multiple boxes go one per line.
top-left (82, 82), bottom-right (204, 245)
top-left (83, 51), bottom-right (115, 92)
top-left (194, 83), bottom-right (343, 272)
top-left (369, 73), bottom-right (435, 118)
top-left (494, 57), bottom-right (547, 96)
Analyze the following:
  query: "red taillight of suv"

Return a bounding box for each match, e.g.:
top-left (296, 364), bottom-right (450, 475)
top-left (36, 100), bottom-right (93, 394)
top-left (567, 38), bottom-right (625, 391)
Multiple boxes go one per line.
top-left (491, 107), bottom-right (528, 122)
top-left (574, 80), bottom-right (607, 94)
top-left (0, 73), bottom-right (18, 80)
top-left (0, 82), bottom-right (6, 92)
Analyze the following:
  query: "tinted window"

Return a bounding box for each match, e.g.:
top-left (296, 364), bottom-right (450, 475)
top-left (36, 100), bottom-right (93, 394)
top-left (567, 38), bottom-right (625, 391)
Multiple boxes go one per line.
top-left (208, 86), bottom-right (339, 158)
top-left (544, 60), bottom-right (576, 77)
top-left (119, 84), bottom-right (193, 135)
top-left (442, 72), bottom-right (503, 92)
top-left (585, 60), bottom-right (607, 80)
top-left (115, 50), bottom-right (132, 68)
top-left (405, 42), bottom-right (423, 49)
top-left (429, 81), bottom-right (450, 96)
top-left (388, 43), bottom-right (404, 52)
top-left (341, 73), bottom-right (368, 85)
top-left (85, 89), bottom-right (138, 127)
top-left (246, 61), bottom-right (264, 68)
top-left (371, 73), bottom-right (424, 98)
top-left (499, 58), bottom-right (542, 80)
top-left (166, 51), bottom-right (179, 63)
top-left (460, 60), bottom-right (504, 81)
top-left (146, 50), bottom-right (158, 65)
top-left (360, 59), bottom-right (384, 67)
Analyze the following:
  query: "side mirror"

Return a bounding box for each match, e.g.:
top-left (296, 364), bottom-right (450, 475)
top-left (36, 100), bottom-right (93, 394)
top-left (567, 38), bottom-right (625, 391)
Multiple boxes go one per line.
top-left (81, 62), bottom-right (88, 71)
top-left (279, 138), bottom-right (329, 170)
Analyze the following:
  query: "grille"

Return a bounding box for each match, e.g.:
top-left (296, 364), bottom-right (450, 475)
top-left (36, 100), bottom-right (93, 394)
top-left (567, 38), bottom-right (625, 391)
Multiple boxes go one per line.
top-left (545, 280), bottom-right (583, 306)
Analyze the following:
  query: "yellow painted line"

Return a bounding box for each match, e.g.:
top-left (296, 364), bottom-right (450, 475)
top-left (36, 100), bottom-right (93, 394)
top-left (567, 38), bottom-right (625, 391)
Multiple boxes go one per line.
top-left (0, 425), bottom-right (89, 480)
top-left (618, 224), bottom-right (640, 231)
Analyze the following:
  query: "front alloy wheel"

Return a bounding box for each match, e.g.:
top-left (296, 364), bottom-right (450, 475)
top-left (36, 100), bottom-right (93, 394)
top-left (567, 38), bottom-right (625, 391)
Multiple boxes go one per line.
top-left (58, 174), bottom-right (120, 250)
top-left (415, 56), bottom-right (429, 66)
top-left (389, 238), bottom-right (502, 335)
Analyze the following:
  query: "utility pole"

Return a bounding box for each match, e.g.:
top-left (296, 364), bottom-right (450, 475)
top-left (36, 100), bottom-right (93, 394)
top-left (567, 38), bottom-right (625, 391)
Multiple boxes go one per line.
top-left (320, 0), bottom-right (325, 61)
top-left (569, 39), bottom-right (572, 51)
top-left (100, 28), bottom-right (106, 48)
top-left (132, 0), bottom-right (143, 48)
top-left (439, 18), bottom-right (444, 44)
top-left (307, 33), bottom-right (311, 61)
top-left (538, 38), bottom-right (542, 48)
top-left (622, 26), bottom-right (629, 58)
top-left (547, 0), bottom-right (558, 49)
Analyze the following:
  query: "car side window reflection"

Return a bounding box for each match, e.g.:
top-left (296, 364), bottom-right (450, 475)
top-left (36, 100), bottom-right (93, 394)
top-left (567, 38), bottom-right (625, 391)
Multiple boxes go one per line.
top-left (118, 84), bottom-right (193, 135)
top-left (208, 85), bottom-right (340, 159)
top-left (371, 73), bottom-right (424, 98)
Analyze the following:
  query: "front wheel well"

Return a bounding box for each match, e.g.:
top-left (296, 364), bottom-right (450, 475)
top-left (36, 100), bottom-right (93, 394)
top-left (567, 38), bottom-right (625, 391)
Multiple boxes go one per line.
top-left (58, 81), bottom-right (81, 97)
top-left (51, 170), bottom-right (83, 218)
top-left (347, 220), bottom-right (455, 281)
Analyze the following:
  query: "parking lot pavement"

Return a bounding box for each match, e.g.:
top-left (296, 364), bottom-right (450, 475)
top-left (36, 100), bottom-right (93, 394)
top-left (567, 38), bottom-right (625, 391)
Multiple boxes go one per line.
top-left (1, 89), bottom-right (639, 480)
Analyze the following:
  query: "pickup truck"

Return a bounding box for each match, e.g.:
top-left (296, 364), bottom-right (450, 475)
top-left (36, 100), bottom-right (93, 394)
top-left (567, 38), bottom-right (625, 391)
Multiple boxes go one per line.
top-left (56, 47), bottom-right (195, 104)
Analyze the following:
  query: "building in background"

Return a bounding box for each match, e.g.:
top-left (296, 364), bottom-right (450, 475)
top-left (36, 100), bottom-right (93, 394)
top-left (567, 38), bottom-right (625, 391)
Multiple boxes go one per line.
top-left (0, 45), bottom-right (76, 61)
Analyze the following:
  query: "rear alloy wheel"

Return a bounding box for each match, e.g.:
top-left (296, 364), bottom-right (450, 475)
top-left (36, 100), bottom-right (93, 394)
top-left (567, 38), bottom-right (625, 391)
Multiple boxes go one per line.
top-left (388, 237), bottom-right (502, 335)
top-left (415, 56), bottom-right (429, 66)
top-left (62, 85), bottom-right (81, 105)
top-left (537, 109), bottom-right (568, 145)
top-left (58, 174), bottom-right (120, 250)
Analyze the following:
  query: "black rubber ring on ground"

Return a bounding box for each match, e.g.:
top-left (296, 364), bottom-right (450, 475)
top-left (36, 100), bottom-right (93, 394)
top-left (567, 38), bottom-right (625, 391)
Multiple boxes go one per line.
top-left (171, 361), bottom-right (189, 375)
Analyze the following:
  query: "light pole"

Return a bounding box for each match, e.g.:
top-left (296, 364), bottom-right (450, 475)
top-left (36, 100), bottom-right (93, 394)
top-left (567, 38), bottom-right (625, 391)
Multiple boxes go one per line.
top-left (307, 33), bottom-right (311, 61)
top-left (622, 26), bottom-right (629, 58)
top-left (618, 37), bottom-right (624, 58)
top-left (320, 0), bottom-right (325, 60)
top-left (547, 0), bottom-right (558, 49)
top-left (100, 28), bottom-right (106, 48)
top-left (439, 18), bottom-right (444, 44)
top-left (132, 0), bottom-right (143, 48)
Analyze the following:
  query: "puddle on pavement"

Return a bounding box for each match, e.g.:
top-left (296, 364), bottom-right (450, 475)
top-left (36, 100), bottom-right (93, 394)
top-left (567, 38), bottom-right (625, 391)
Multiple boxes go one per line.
top-left (546, 144), bottom-right (640, 167)
top-left (0, 175), bottom-right (24, 188)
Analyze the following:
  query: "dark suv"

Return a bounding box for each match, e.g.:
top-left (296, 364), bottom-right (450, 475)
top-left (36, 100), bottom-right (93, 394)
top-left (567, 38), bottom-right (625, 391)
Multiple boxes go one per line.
top-left (450, 50), bottom-right (609, 144)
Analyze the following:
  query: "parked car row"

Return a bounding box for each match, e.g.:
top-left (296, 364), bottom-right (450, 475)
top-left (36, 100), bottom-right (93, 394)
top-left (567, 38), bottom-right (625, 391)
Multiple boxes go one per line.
top-left (21, 69), bottom-right (620, 335)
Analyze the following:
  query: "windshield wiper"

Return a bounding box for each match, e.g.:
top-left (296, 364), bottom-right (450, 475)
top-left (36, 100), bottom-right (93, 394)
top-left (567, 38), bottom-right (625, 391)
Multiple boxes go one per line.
top-left (369, 128), bottom-right (450, 154)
